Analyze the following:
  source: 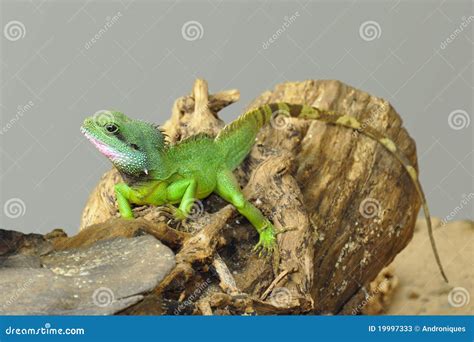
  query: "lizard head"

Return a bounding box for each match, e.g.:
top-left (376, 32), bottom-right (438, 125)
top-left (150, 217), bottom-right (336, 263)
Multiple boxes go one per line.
top-left (81, 110), bottom-right (166, 176)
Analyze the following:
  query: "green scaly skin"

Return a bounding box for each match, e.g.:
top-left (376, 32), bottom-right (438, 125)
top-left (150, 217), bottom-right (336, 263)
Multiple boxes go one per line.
top-left (81, 103), bottom-right (448, 281)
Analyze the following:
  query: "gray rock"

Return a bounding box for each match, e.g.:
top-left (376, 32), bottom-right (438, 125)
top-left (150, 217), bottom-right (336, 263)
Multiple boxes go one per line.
top-left (0, 229), bottom-right (53, 257)
top-left (0, 235), bottom-right (175, 315)
top-left (0, 254), bottom-right (42, 268)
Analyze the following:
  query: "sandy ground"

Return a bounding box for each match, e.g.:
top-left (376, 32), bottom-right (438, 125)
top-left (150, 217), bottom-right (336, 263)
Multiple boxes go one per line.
top-left (385, 218), bottom-right (473, 315)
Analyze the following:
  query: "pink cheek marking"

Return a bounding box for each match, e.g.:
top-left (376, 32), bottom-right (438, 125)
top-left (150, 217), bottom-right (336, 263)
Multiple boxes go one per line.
top-left (84, 132), bottom-right (122, 161)
top-left (94, 142), bottom-right (120, 159)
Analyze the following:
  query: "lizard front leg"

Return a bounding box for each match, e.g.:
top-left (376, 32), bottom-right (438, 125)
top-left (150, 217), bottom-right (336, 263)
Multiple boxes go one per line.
top-left (166, 178), bottom-right (198, 221)
top-left (215, 169), bottom-right (276, 255)
top-left (114, 182), bottom-right (135, 219)
top-left (115, 182), bottom-right (157, 218)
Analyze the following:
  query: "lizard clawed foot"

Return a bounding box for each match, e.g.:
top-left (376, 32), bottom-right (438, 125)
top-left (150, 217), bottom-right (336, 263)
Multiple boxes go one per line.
top-left (155, 205), bottom-right (175, 220)
top-left (253, 222), bottom-right (277, 257)
top-left (156, 205), bottom-right (192, 231)
top-left (252, 223), bottom-right (295, 257)
top-left (156, 204), bottom-right (186, 221)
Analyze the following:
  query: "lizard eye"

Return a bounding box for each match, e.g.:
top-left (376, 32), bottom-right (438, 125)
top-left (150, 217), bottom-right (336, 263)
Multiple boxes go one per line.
top-left (105, 124), bottom-right (118, 133)
top-left (130, 143), bottom-right (139, 150)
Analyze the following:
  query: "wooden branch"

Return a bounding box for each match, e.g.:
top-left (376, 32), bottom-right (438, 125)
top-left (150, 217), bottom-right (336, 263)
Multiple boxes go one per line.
top-left (54, 218), bottom-right (188, 251)
top-left (246, 80), bottom-right (419, 313)
top-left (161, 79), bottom-right (236, 143)
top-left (260, 269), bottom-right (294, 301)
top-left (78, 169), bottom-right (122, 231)
top-left (237, 151), bottom-right (315, 311)
top-left (153, 205), bottom-right (234, 295)
top-left (212, 254), bottom-right (240, 295)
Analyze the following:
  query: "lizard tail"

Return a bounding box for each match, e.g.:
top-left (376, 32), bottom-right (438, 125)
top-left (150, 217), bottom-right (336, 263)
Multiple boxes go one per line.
top-left (215, 102), bottom-right (448, 282)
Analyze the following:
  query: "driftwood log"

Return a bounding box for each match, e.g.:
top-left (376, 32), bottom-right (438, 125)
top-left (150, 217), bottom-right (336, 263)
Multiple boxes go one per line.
top-left (75, 79), bottom-right (420, 314)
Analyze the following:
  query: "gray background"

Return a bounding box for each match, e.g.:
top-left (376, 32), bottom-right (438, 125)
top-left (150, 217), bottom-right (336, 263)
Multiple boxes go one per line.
top-left (0, 0), bottom-right (472, 235)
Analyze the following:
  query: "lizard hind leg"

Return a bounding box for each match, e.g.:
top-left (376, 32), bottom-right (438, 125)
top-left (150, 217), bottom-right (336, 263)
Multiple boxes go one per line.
top-left (215, 169), bottom-right (276, 255)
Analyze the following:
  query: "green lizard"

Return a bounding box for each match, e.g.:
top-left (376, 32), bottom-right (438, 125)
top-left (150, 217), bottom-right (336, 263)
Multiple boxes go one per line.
top-left (81, 103), bottom-right (448, 282)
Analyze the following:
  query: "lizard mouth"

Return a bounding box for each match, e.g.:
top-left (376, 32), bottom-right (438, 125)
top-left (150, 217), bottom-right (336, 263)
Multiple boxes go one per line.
top-left (81, 126), bottom-right (122, 160)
